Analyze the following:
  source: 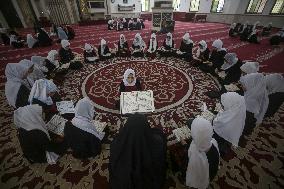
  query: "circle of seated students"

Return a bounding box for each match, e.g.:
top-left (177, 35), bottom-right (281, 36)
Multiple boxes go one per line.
top-left (228, 21), bottom-right (284, 45)
top-left (3, 22), bottom-right (284, 189)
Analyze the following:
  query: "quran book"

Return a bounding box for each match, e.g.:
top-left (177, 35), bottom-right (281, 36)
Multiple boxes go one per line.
top-left (87, 57), bottom-right (98, 62)
top-left (56, 101), bottom-right (75, 114)
top-left (224, 84), bottom-right (240, 92)
top-left (215, 103), bottom-right (224, 113)
top-left (218, 71), bottom-right (226, 79)
top-left (200, 110), bottom-right (215, 122)
top-left (120, 90), bottom-right (155, 114)
top-left (92, 120), bottom-right (107, 133)
top-left (46, 114), bottom-right (67, 136)
top-left (172, 126), bottom-right (191, 141)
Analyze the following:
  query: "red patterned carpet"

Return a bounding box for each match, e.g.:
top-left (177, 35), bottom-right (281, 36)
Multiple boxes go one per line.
top-left (0, 21), bottom-right (284, 189)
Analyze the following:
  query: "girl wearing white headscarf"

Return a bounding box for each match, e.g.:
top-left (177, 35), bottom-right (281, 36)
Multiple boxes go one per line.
top-left (240, 61), bottom-right (259, 75)
top-left (186, 117), bottom-right (219, 189)
top-left (248, 21), bottom-right (260, 44)
top-left (14, 104), bottom-right (60, 164)
top-left (65, 97), bottom-right (104, 158)
top-left (131, 33), bottom-right (146, 57)
top-left (240, 21), bottom-right (253, 41)
top-left (26, 34), bottom-right (39, 48)
top-left (45, 50), bottom-right (60, 74)
top-left (108, 19), bottom-right (114, 30)
top-left (119, 69), bottom-right (142, 92)
top-left (220, 52), bottom-right (242, 84)
top-left (265, 73), bottom-right (284, 117)
top-left (19, 59), bottom-right (36, 87)
top-left (146, 33), bottom-right (158, 58)
top-left (128, 18), bottom-right (134, 30)
top-left (31, 56), bottom-right (48, 80)
top-left (9, 31), bottom-right (24, 48)
top-left (84, 43), bottom-right (98, 63)
top-left (29, 79), bottom-right (58, 109)
top-left (98, 38), bottom-right (113, 61)
top-left (159, 32), bottom-right (175, 57)
top-left (193, 40), bottom-right (210, 66)
top-left (229, 23), bottom-right (238, 37)
top-left (262, 22), bottom-right (272, 36)
top-left (117, 34), bottom-right (130, 57)
top-left (5, 63), bottom-right (34, 108)
top-left (59, 40), bottom-right (83, 69)
top-left (177, 32), bottom-right (193, 61)
top-left (57, 27), bottom-right (68, 40)
top-left (240, 73), bottom-right (269, 126)
top-left (213, 92), bottom-right (246, 150)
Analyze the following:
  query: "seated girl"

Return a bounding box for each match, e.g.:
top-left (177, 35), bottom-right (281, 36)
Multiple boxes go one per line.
top-left (28, 79), bottom-right (60, 119)
top-left (9, 31), bottom-right (24, 48)
top-left (186, 117), bottom-right (220, 189)
top-left (0, 28), bottom-right (10, 45)
top-left (65, 25), bottom-right (75, 40)
top-left (265, 73), bottom-right (284, 117)
top-left (128, 18), bottom-right (134, 31)
top-left (31, 56), bottom-right (48, 80)
top-left (229, 23), bottom-right (239, 37)
top-left (247, 21), bottom-right (260, 44)
top-left (5, 62), bottom-right (34, 108)
top-left (98, 39), bottom-right (114, 61)
top-left (84, 43), bottom-right (99, 63)
top-left (192, 40), bottom-right (210, 66)
top-left (26, 34), bottom-right (39, 48)
top-left (240, 73), bottom-right (269, 135)
top-left (109, 114), bottom-right (167, 189)
top-left (14, 104), bottom-right (64, 163)
top-left (116, 19), bottom-right (124, 31)
top-left (64, 97), bottom-right (105, 159)
top-left (269, 27), bottom-right (284, 46)
top-left (37, 28), bottom-right (52, 47)
top-left (59, 40), bottom-right (83, 70)
top-left (261, 22), bottom-right (272, 36)
top-left (122, 18), bottom-right (128, 29)
top-left (108, 19), bottom-right (114, 30)
top-left (116, 34), bottom-right (130, 58)
top-left (131, 33), bottom-right (146, 58)
top-left (57, 27), bottom-right (68, 42)
top-left (219, 53), bottom-right (242, 85)
top-left (146, 33), bottom-right (158, 59)
top-left (176, 33), bottom-right (193, 61)
top-left (213, 92), bottom-right (246, 157)
top-left (120, 69), bottom-right (142, 92)
top-left (136, 18), bottom-right (142, 30)
top-left (158, 32), bottom-right (175, 57)
top-left (45, 50), bottom-right (62, 77)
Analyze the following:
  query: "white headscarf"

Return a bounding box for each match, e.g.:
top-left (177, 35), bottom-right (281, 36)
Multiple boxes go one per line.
top-left (221, 53), bottom-right (239, 70)
top-left (108, 19), bottom-right (113, 25)
top-left (165, 32), bottom-right (173, 47)
top-left (148, 33), bottom-right (157, 52)
top-left (186, 117), bottom-right (219, 189)
top-left (18, 59), bottom-right (35, 87)
top-left (133, 33), bottom-right (145, 47)
top-left (47, 50), bottom-right (59, 67)
top-left (240, 61), bottom-right (259, 74)
top-left (230, 23), bottom-right (236, 29)
top-left (31, 56), bottom-right (48, 79)
top-left (213, 92), bottom-right (246, 146)
top-left (265, 73), bottom-right (284, 95)
top-left (14, 104), bottom-right (49, 137)
top-left (240, 73), bottom-right (269, 124)
top-left (119, 34), bottom-right (126, 48)
top-left (100, 39), bottom-right (107, 55)
top-left (84, 43), bottom-right (93, 52)
top-left (212, 39), bottom-right (223, 50)
top-left (71, 97), bottom-right (105, 140)
top-left (61, 39), bottom-right (70, 50)
top-left (182, 32), bottom-right (193, 45)
top-left (123, 69), bottom-right (136, 87)
top-left (26, 34), bottom-right (38, 48)
top-left (57, 27), bottom-right (68, 40)
top-left (196, 40), bottom-right (207, 58)
top-left (5, 63), bottom-right (31, 108)
top-left (28, 79), bottom-right (57, 105)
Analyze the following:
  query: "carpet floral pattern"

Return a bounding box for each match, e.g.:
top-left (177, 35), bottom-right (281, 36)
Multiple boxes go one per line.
top-left (0, 21), bottom-right (284, 189)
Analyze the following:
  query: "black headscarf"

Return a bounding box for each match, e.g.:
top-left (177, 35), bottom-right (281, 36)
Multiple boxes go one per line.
top-left (109, 114), bottom-right (157, 189)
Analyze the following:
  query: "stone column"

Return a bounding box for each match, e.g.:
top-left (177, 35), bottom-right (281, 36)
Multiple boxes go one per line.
top-left (11, 0), bottom-right (27, 27)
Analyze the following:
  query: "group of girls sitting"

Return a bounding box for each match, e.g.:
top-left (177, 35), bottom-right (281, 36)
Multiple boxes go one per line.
top-left (108, 17), bottom-right (145, 31)
top-left (82, 32), bottom-right (194, 63)
top-left (229, 21), bottom-right (262, 43)
top-left (0, 24), bottom-right (75, 49)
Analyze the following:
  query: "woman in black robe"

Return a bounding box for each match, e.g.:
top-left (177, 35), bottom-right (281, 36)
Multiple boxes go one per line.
top-left (64, 97), bottom-right (105, 159)
top-left (229, 23), bottom-right (239, 37)
top-left (109, 114), bottom-right (167, 189)
top-left (219, 53), bottom-right (242, 85)
top-left (158, 32), bottom-right (175, 57)
top-left (117, 34), bottom-right (130, 57)
top-left (131, 33), bottom-right (146, 58)
top-left (262, 22), bottom-right (272, 36)
top-left (98, 38), bottom-right (114, 61)
top-left (0, 28), bottom-right (10, 45)
top-left (59, 39), bottom-right (83, 69)
top-left (192, 40), bottom-right (210, 67)
top-left (37, 28), bottom-right (52, 47)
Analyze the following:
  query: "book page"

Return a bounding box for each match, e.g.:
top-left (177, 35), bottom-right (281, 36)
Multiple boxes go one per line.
top-left (46, 114), bottom-right (67, 136)
top-left (56, 101), bottom-right (75, 114)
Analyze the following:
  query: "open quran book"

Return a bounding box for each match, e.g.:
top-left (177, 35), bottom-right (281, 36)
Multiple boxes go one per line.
top-left (199, 102), bottom-right (216, 122)
top-left (46, 114), bottom-right (67, 136)
top-left (120, 90), bottom-right (155, 114)
top-left (172, 126), bottom-right (191, 141)
top-left (56, 101), bottom-right (75, 114)
top-left (224, 84), bottom-right (240, 92)
top-left (92, 120), bottom-right (107, 133)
